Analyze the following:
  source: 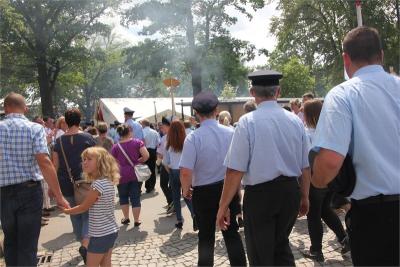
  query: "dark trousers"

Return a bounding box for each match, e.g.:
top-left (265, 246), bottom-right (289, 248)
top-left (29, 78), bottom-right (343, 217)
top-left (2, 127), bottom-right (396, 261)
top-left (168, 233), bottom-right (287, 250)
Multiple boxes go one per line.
top-left (307, 185), bottom-right (346, 252)
top-left (0, 181), bottom-right (43, 266)
top-left (144, 148), bottom-right (157, 192)
top-left (160, 165), bottom-right (172, 205)
top-left (347, 197), bottom-right (399, 266)
top-left (192, 182), bottom-right (246, 266)
top-left (244, 179), bottom-right (300, 266)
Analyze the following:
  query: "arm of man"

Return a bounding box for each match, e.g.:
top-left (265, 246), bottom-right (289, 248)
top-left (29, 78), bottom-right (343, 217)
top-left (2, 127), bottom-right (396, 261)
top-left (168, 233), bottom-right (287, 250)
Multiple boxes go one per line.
top-left (62, 188), bottom-right (98, 215)
top-left (298, 167), bottom-right (311, 217)
top-left (35, 153), bottom-right (70, 209)
top-left (311, 148), bottom-right (344, 188)
top-left (180, 167), bottom-right (193, 199)
top-left (217, 168), bottom-right (244, 230)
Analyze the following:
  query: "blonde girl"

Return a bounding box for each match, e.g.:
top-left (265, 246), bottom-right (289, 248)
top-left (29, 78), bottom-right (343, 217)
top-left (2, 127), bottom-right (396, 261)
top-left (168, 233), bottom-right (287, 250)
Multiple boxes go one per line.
top-left (62, 147), bottom-right (120, 267)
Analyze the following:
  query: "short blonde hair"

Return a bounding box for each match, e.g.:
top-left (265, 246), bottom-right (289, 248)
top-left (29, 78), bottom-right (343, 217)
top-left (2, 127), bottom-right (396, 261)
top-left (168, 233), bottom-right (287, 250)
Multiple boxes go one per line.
top-left (81, 147), bottom-right (120, 184)
top-left (289, 98), bottom-right (301, 107)
top-left (55, 116), bottom-right (65, 129)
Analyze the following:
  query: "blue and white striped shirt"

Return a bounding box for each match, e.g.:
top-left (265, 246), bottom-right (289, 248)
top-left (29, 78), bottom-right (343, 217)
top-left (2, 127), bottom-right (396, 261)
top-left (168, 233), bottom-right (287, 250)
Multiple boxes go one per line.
top-left (0, 113), bottom-right (49, 187)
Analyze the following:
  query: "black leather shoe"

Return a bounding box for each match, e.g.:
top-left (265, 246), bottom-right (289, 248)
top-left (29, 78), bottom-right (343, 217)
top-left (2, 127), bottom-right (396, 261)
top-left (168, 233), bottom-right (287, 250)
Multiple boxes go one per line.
top-left (192, 217), bottom-right (198, 232)
top-left (121, 218), bottom-right (130, 225)
top-left (302, 250), bottom-right (324, 262)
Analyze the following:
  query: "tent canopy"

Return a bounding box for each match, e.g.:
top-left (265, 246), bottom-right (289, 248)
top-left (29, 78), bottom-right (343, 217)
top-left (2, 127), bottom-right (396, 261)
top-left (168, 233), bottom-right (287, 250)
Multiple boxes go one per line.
top-left (97, 98), bottom-right (193, 125)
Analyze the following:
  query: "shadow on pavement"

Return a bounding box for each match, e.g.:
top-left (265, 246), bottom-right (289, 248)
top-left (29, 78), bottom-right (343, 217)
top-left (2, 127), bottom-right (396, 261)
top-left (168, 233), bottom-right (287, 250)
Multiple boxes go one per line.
top-left (140, 191), bottom-right (159, 200)
top-left (159, 230), bottom-right (197, 258)
top-left (115, 227), bottom-right (148, 247)
top-left (41, 232), bottom-right (76, 251)
top-left (60, 255), bottom-right (82, 267)
top-left (153, 216), bottom-right (176, 235)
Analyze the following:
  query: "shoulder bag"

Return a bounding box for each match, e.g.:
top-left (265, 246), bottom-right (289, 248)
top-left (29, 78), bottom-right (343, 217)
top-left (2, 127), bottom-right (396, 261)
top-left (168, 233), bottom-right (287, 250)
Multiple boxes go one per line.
top-left (117, 142), bottom-right (151, 182)
top-left (59, 136), bottom-right (91, 205)
top-left (309, 150), bottom-right (356, 197)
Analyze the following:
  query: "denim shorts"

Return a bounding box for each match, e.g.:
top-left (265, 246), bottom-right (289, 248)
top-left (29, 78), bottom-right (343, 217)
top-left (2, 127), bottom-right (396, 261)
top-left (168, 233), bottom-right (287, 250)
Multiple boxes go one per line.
top-left (117, 181), bottom-right (141, 207)
top-left (88, 232), bottom-right (118, 254)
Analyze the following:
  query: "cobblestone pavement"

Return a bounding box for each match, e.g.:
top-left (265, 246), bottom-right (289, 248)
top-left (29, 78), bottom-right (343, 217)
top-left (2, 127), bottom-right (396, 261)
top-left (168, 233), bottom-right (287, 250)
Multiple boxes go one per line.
top-left (34, 216), bottom-right (352, 267)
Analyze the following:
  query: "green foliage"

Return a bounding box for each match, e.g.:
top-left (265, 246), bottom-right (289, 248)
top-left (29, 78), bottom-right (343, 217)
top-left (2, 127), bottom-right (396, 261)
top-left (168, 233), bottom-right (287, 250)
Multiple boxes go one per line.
top-left (123, 0), bottom-right (264, 96)
top-left (220, 82), bottom-right (237, 99)
top-left (1, 0), bottom-right (120, 116)
top-left (269, 0), bottom-right (399, 93)
top-left (279, 57), bottom-right (315, 98)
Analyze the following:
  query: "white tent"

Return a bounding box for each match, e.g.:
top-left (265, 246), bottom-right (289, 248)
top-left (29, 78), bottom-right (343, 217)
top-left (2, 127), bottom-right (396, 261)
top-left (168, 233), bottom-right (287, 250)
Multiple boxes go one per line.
top-left (97, 98), bottom-right (193, 125)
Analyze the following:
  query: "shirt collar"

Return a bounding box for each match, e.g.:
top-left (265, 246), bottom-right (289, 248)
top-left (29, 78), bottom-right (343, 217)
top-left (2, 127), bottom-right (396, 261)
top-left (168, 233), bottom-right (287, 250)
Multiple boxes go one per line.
top-left (353, 65), bottom-right (384, 77)
top-left (5, 113), bottom-right (27, 120)
top-left (201, 118), bottom-right (218, 127)
top-left (257, 100), bottom-right (279, 109)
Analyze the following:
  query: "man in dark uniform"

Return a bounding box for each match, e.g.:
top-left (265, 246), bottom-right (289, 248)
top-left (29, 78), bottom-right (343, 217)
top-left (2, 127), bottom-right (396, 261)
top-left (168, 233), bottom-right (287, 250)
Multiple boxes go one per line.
top-left (217, 71), bottom-right (310, 266)
top-left (180, 91), bottom-right (246, 266)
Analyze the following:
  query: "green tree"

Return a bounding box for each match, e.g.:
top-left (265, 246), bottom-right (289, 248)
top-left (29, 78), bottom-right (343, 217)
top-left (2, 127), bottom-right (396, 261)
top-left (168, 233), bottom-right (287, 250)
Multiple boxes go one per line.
top-left (279, 57), bottom-right (315, 98)
top-left (220, 82), bottom-right (236, 99)
top-left (1, 0), bottom-right (121, 116)
top-left (122, 0), bottom-right (264, 96)
top-left (269, 0), bottom-right (399, 90)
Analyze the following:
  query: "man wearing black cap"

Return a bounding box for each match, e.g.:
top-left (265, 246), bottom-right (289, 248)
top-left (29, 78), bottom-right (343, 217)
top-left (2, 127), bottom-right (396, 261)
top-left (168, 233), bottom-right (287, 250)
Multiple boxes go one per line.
top-left (123, 107), bottom-right (144, 141)
top-left (217, 71), bottom-right (310, 266)
top-left (180, 91), bottom-right (246, 266)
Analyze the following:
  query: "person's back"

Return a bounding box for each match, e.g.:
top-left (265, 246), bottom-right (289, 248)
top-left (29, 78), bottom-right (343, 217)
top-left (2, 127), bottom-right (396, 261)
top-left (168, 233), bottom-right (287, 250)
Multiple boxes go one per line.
top-left (0, 114), bottom-right (46, 184)
top-left (322, 67), bottom-right (400, 199)
top-left (54, 133), bottom-right (96, 196)
top-left (312, 26), bottom-right (399, 266)
top-left (186, 120), bottom-right (233, 186)
top-left (234, 102), bottom-right (307, 185)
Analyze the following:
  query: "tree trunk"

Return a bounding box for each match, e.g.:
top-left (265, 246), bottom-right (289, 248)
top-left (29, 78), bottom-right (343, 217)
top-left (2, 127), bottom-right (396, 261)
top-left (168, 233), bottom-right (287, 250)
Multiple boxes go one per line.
top-left (185, 0), bottom-right (202, 96)
top-left (36, 55), bottom-right (54, 117)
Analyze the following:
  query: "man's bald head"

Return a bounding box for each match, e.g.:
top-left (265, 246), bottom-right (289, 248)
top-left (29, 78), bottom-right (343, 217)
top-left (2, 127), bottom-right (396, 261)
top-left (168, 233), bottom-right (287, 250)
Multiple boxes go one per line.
top-left (4, 92), bottom-right (27, 114)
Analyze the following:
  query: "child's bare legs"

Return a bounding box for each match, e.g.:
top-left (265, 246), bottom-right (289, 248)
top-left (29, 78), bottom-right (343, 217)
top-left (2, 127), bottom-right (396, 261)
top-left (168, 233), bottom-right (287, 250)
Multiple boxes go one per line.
top-left (121, 204), bottom-right (130, 220)
top-left (100, 249), bottom-right (113, 267)
top-left (87, 252), bottom-right (105, 267)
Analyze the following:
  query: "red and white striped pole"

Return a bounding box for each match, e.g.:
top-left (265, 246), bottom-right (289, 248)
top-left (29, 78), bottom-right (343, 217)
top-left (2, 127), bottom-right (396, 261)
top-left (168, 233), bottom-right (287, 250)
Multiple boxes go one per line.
top-left (355, 0), bottom-right (363, 27)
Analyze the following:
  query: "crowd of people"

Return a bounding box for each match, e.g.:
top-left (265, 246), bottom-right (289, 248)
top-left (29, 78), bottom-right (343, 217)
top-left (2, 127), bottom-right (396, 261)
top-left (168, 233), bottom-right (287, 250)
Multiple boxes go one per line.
top-left (0, 26), bottom-right (399, 267)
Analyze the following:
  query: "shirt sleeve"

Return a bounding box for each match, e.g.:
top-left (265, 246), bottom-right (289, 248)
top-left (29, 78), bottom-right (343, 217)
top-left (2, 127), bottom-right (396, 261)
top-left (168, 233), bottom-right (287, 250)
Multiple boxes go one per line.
top-left (91, 180), bottom-right (104, 195)
top-left (301, 125), bottom-right (310, 169)
top-left (179, 135), bottom-right (196, 170)
top-left (32, 126), bottom-right (49, 155)
top-left (165, 149), bottom-right (171, 167)
top-left (224, 119), bottom-right (250, 172)
top-left (312, 87), bottom-right (352, 156)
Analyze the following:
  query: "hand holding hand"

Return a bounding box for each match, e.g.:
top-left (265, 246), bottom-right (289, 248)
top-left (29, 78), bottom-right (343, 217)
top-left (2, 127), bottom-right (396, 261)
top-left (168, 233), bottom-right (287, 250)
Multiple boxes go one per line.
top-left (56, 196), bottom-right (71, 210)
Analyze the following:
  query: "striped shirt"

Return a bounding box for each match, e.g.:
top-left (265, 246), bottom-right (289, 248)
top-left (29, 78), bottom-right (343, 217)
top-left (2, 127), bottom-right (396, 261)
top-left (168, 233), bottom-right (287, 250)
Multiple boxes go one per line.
top-left (0, 113), bottom-right (48, 187)
top-left (89, 178), bottom-right (118, 237)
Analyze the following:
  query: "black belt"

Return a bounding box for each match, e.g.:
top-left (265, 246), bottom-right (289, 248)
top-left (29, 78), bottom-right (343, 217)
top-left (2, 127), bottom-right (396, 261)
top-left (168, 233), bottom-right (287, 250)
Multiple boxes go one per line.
top-left (192, 180), bottom-right (223, 189)
top-left (352, 194), bottom-right (400, 205)
top-left (3, 180), bottom-right (40, 189)
top-left (245, 175), bottom-right (298, 190)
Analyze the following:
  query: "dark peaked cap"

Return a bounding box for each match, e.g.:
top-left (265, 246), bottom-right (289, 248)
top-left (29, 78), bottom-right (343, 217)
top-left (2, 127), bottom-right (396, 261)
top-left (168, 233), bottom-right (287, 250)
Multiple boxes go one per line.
top-left (248, 70), bottom-right (283, 86)
top-left (192, 91), bottom-right (219, 114)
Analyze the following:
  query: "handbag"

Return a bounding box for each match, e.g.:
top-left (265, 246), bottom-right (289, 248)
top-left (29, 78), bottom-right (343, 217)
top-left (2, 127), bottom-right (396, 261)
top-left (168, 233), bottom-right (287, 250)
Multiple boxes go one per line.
top-left (59, 136), bottom-right (91, 205)
top-left (309, 150), bottom-right (356, 197)
top-left (117, 143), bottom-right (151, 182)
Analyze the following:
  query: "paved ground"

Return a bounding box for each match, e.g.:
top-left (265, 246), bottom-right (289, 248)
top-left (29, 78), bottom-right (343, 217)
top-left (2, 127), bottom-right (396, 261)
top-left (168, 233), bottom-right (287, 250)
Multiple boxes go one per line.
top-left (1, 177), bottom-right (353, 266)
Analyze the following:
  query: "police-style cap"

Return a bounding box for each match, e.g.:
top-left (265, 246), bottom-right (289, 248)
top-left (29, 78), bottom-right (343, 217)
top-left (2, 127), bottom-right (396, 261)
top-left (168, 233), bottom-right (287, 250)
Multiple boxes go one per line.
top-left (248, 70), bottom-right (283, 86)
top-left (161, 116), bottom-right (171, 126)
top-left (123, 107), bottom-right (134, 114)
top-left (192, 91), bottom-right (219, 114)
